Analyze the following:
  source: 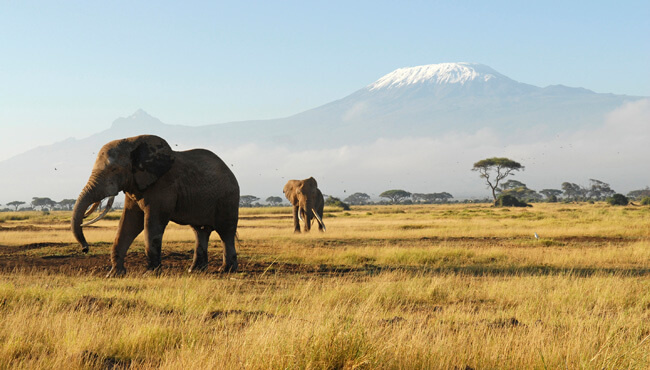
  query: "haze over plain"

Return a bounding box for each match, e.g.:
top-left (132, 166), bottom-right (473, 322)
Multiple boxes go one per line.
top-left (1, 2), bottom-right (648, 203)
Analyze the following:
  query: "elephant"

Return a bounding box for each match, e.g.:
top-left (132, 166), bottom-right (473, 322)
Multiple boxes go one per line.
top-left (71, 134), bottom-right (240, 277)
top-left (283, 177), bottom-right (326, 233)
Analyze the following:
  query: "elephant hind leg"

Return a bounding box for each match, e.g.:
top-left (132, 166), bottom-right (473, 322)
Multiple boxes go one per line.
top-left (189, 226), bottom-right (211, 273)
top-left (215, 226), bottom-right (238, 273)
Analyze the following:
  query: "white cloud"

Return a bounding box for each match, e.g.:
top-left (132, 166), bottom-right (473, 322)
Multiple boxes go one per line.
top-left (342, 102), bottom-right (369, 122)
top-left (2, 101), bottom-right (647, 205)
top-left (231, 100), bottom-right (650, 200)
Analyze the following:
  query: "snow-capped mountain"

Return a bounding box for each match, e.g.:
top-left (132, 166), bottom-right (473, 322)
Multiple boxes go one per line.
top-left (243, 62), bottom-right (637, 146)
top-left (0, 63), bottom-right (646, 203)
top-left (369, 63), bottom-right (502, 89)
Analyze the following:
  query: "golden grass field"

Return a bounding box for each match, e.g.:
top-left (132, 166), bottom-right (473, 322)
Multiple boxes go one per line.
top-left (0, 203), bottom-right (649, 369)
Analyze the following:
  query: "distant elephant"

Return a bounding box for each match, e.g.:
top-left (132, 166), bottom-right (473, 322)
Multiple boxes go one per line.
top-left (71, 135), bottom-right (240, 277)
top-left (283, 177), bottom-right (326, 233)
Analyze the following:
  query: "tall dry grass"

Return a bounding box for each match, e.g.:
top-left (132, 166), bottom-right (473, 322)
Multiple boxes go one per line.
top-left (0, 203), bottom-right (648, 368)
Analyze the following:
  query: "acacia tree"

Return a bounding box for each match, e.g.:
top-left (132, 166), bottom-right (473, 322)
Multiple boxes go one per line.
top-left (344, 192), bottom-right (371, 205)
top-left (472, 157), bottom-right (524, 201)
top-left (379, 189), bottom-right (411, 204)
top-left (540, 189), bottom-right (563, 202)
top-left (7, 201), bottom-right (25, 211)
top-left (562, 182), bottom-right (588, 201)
top-left (239, 195), bottom-right (260, 207)
top-left (411, 192), bottom-right (453, 204)
top-left (627, 187), bottom-right (650, 200)
top-left (588, 179), bottom-right (615, 200)
top-left (412, 193), bottom-right (433, 203)
top-left (434, 192), bottom-right (453, 202)
top-left (265, 196), bottom-right (283, 206)
top-left (58, 199), bottom-right (76, 210)
top-left (497, 180), bottom-right (541, 202)
top-left (31, 197), bottom-right (56, 211)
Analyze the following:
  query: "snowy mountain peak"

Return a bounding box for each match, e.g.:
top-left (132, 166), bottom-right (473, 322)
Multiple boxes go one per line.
top-left (368, 62), bottom-right (502, 91)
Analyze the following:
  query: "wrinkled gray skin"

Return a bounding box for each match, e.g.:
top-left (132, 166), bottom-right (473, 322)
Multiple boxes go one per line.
top-left (71, 135), bottom-right (240, 277)
top-left (283, 177), bottom-right (325, 233)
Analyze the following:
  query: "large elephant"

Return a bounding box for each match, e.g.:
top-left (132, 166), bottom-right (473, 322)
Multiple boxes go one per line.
top-left (283, 177), bottom-right (326, 233)
top-left (71, 135), bottom-right (240, 277)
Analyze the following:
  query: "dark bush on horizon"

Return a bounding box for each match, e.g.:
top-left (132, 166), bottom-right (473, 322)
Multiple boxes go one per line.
top-left (606, 194), bottom-right (628, 206)
top-left (494, 194), bottom-right (532, 208)
top-left (325, 196), bottom-right (350, 211)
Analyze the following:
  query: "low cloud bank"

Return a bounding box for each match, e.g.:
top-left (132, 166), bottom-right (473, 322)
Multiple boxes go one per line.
top-left (1, 100), bottom-right (647, 205)
top-left (230, 99), bottom-right (650, 200)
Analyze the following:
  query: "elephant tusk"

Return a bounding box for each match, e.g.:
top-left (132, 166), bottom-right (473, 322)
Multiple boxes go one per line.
top-left (311, 208), bottom-right (326, 231)
top-left (83, 202), bottom-right (101, 218)
top-left (81, 196), bottom-right (115, 227)
top-left (298, 208), bottom-right (304, 222)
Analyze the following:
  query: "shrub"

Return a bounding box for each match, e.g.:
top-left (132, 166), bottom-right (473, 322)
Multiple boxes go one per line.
top-left (325, 196), bottom-right (350, 211)
top-left (494, 195), bottom-right (532, 208)
top-left (640, 197), bottom-right (650, 206)
top-left (606, 193), bottom-right (628, 206)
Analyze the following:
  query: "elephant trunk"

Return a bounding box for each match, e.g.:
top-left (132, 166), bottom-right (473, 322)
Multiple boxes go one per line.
top-left (303, 199), bottom-right (314, 231)
top-left (71, 175), bottom-right (107, 253)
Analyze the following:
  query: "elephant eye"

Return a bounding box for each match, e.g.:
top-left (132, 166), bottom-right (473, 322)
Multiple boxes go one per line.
top-left (106, 155), bottom-right (117, 166)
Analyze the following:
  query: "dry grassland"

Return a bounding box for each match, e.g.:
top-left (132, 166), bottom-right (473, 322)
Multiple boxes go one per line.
top-left (0, 203), bottom-right (649, 368)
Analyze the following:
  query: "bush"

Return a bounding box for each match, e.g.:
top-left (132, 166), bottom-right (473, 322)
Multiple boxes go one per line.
top-left (494, 195), bottom-right (532, 208)
top-left (324, 196), bottom-right (350, 211)
top-left (606, 193), bottom-right (629, 206)
top-left (640, 197), bottom-right (650, 206)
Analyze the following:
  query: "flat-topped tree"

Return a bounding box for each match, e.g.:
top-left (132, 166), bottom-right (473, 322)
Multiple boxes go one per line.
top-left (540, 189), bottom-right (563, 202)
top-left (240, 195), bottom-right (260, 207)
top-left (31, 197), bottom-right (56, 211)
top-left (265, 196), bottom-right (283, 206)
top-left (6, 201), bottom-right (25, 211)
top-left (58, 199), bottom-right (76, 210)
top-left (472, 157), bottom-right (524, 201)
top-left (344, 192), bottom-right (371, 205)
top-left (379, 190), bottom-right (412, 204)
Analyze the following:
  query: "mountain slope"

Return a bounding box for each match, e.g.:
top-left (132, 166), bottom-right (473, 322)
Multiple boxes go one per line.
top-left (210, 63), bottom-right (638, 147)
top-left (0, 63), bottom-right (646, 203)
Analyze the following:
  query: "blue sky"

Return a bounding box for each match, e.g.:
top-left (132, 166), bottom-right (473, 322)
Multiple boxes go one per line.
top-left (1, 0), bottom-right (649, 161)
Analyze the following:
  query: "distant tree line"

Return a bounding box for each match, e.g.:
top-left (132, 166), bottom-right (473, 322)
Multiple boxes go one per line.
top-left (481, 179), bottom-right (649, 205)
top-left (3, 184), bottom-right (650, 212)
top-left (470, 156), bottom-right (647, 206)
top-left (0, 197), bottom-right (123, 212)
top-left (0, 197), bottom-right (78, 212)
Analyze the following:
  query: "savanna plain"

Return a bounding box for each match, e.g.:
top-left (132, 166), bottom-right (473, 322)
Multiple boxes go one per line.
top-left (0, 203), bottom-right (649, 369)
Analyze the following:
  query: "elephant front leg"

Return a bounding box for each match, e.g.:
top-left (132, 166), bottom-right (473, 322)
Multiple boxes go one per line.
top-left (189, 226), bottom-right (211, 273)
top-left (303, 212), bottom-right (312, 233)
top-left (292, 206), bottom-right (301, 233)
top-left (143, 215), bottom-right (169, 273)
top-left (108, 198), bottom-right (144, 278)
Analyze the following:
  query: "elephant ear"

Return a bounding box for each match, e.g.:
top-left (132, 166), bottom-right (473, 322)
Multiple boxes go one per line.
top-left (283, 180), bottom-right (298, 203)
top-left (130, 136), bottom-right (175, 191)
top-left (304, 177), bottom-right (318, 188)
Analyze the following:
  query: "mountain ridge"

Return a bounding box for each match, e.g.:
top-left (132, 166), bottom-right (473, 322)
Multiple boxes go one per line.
top-left (0, 62), bottom-right (646, 203)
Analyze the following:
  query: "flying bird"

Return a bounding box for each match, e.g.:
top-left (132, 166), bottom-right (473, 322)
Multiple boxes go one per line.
top-left (534, 232), bottom-right (539, 240)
